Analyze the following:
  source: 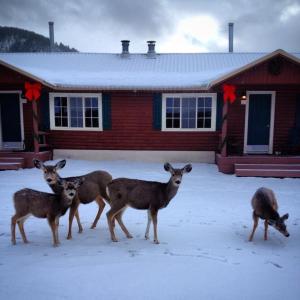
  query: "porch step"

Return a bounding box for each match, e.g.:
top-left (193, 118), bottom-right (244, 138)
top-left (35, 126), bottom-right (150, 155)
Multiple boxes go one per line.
top-left (235, 163), bottom-right (300, 178)
top-left (0, 162), bottom-right (23, 170)
top-left (0, 157), bottom-right (25, 170)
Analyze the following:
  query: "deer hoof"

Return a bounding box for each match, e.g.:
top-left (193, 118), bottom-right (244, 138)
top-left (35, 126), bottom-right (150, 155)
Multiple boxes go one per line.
top-left (145, 235), bottom-right (149, 240)
top-left (11, 240), bottom-right (16, 245)
top-left (53, 243), bottom-right (59, 247)
top-left (78, 228), bottom-right (83, 233)
top-left (154, 239), bottom-right (160, 244)
top-left (90, 224), bottom-right (96, 229)
top-left (66, 235), bottom-right (72, 240)
top-left (127, 234), bottom-right (133, 239)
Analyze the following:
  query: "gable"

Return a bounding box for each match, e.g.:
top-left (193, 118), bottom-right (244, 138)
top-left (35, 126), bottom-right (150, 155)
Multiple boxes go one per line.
top-left (224, 55), bottom-right (300, 86)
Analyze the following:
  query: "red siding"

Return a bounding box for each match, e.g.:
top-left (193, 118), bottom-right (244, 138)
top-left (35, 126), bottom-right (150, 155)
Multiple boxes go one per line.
top-left (49, 92), bottom-right (220, 151)
top-left (228, 56), bottom-right (300, 85)
top-left (226, 86), bottom-right (300, 155)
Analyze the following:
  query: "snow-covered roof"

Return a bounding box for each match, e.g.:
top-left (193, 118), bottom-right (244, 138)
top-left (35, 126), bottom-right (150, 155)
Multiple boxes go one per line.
top-left (0, 50), bottom-right (299, 90)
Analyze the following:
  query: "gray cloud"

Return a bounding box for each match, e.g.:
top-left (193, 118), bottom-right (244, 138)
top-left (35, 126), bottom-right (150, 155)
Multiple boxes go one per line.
top-left (0, 0), bottom-right (299, 52)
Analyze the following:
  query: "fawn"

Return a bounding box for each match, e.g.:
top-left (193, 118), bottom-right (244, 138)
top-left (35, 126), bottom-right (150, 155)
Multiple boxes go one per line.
top-left (249, 187), bottom-right (289, 241)
top-left (11, 179), bottom-right (82, 247)
top-left (33, 159), bottom-right (128, 239)
top-left (106, 162), bottom-right (192, 244)
top-left (33, 159), bottom-right (112, 239)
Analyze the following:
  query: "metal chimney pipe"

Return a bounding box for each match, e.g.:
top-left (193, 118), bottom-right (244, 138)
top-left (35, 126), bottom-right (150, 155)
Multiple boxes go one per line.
top-left (121, 40), bottom-right (130, 57)
top-left (147, 41), bottom-right (156, 58)
top-left (49, 21), bottom-right (55, 52)
top-left (228, 23), bottom-right (234, 53)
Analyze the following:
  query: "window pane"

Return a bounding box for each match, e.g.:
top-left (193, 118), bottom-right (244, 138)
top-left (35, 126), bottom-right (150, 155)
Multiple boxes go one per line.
top-left (85, 97), bottom-right (91, 107)
top-left (181, 98), bottom-right (196, 129)
top-left (197, 118), bottom-right (204, 128)
top-left (92, 108), bottom-right (98, 118)
top-left (166, 97), bottom-right (173, 108)
top-left (61, 97), bottom-right (67, 107)
top-left (198, 98), bottom-right (204, 107)
top-left (92, 98), bottom-right (98, 108)
top-left (85, 108), bottom-right (92, 118)
top-left (205, 97), bottom-right (212, 107)
top-left (62, 117), bottom-right (68, 127)
top-left (174, 98), bottom-right (180, 107)
top-left (166, 119), bottom-right (172, 128)
top-left (70, 97), bottom-right (83, 128)
top-left (92, 118), bottom-right (99, 127)
top-left (204, 119), bottom-right (211, 128)
top-left (55, 117), bottom-right (61, 127)
top-left (173, 119), bottom-right (180, 128)
top-left (54, 97), bottom-right (61, 107)
top-left (86, 118), bottom-right (91, 127)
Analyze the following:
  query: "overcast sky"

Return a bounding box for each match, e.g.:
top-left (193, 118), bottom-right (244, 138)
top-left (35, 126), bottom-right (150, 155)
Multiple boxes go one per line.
top-left (0, 0), bottom-right (299, 53)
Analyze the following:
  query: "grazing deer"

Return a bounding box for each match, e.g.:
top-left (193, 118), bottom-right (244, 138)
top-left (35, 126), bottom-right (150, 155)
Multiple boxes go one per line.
top-left (33, 159), bottom-right (113, 239)
top-left (249, 187), bottom-right (289, 241)
top-left (11, 179), bottom-right (82, 247)
top-left (106, 162), bottom-right (192, 244)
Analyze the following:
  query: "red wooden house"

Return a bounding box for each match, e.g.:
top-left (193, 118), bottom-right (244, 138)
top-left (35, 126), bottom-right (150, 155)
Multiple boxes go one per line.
top-left (0, 46), bottom-right (299, 177)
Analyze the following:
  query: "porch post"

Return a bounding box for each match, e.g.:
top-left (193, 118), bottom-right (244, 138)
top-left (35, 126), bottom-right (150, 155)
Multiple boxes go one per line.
top-left (221, 101), bottom-right (228, 157)
top-left (32, 100), bottom-right (39, 153)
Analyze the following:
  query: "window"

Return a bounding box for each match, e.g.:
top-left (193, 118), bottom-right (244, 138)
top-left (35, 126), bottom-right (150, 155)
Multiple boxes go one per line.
top-left (163, 93), bottom-right (216, 131)
top-left (50, 93), bottom-right (102, 130)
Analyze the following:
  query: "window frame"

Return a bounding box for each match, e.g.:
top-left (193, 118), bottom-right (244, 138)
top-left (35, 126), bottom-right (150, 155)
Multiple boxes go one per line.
top-left (49, 93), bottom-right (103, 131)
top-left (162, 93), bottom-right (217, 132)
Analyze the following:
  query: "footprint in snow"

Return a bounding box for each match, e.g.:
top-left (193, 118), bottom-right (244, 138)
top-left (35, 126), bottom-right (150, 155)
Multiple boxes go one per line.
top-left (266, 261), bottom-right (283, 269)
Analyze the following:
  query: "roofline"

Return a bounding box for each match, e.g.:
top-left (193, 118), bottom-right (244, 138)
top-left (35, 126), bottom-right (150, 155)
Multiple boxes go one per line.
top-left (209, 49), bottom-right (300, 88)
top-left (0, 59), bottom-right (55, 89)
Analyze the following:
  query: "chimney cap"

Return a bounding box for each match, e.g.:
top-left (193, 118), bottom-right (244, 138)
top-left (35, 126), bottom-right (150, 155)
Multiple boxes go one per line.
top-left (147, 40), bottom-right (156, 58)
top-left (121, 40), bottom-right (130, 57)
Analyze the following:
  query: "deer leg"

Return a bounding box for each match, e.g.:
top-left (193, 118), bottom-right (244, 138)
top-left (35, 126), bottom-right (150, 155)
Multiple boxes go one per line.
top-left (115, 209), bottom-right (132, 239)
top-left (264, 220), bottom-right (269, 241)
top-left (106, 204), bottom-right (126, 242)
top-left (17, 219), bottom-right (28, 244)
top-left (249, 212), bottom-right (259, 241)
top-left (11, 215), bottom-right (18, 245)
top-left (151, 209), bottom-right (159, 244)
top-left (55, 217), bottom-right (60, 244)
top-left (91, 196), bottom-right (106, 229)
top-left (145, 209), bottom-right (151, 240)
top-left (67, 200), bottom-right (80, 240)
top-left (75, 209), bottom-right (83, 233)
top-left (48, 217), bottom-right (58, 247)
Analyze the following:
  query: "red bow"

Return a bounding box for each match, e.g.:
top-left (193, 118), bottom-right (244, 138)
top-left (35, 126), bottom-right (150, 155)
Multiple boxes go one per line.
top-left (223, 84), bottom-right (236, 103)
top-left (24, 82), bottom-right (41, 101)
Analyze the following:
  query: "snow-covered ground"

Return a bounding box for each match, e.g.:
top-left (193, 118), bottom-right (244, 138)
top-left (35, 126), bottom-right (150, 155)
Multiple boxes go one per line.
top-left (0, 159), bottom-right (299, 300)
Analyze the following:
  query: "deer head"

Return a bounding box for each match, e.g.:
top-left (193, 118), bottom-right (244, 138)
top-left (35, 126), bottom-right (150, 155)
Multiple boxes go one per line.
top-left (33, 159), bottom-right (66, 185)
top-left (164, 162), bottom-right (192, 187)
top-left (268, 213), bottom-right (290, 237)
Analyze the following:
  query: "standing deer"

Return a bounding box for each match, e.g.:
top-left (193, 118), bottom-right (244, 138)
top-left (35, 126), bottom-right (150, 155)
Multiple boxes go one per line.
top-left (33, 159), bottom-right (113, 239)
top-left (249, 187), bottom-right (290, 241)
top-left (106, 162), bottom-right (192, 244)
top-left (11, 179), bottom-right (82, 247)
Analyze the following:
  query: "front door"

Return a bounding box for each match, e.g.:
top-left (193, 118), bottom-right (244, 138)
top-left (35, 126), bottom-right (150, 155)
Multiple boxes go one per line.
top-left (0, 93), bottom-right (23, 150)
top-left (244, 92), bottom-right (275, 154)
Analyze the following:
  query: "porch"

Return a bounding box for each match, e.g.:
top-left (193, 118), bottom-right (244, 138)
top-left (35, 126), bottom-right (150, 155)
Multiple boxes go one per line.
top-left (0, 150), bottom-right (52, 170)
top-left (216, 154), bottom-right (300, 178)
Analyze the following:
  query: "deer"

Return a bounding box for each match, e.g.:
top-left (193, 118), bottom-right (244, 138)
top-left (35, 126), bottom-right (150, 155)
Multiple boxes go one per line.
top-left (11, 179), bottom-right (82, 247)
top-left (249, 187), bottom-right (290, 241)
top-left (33, 159), bottom-right (114, 240)
top-left (106, 162), bottom-right (192, 244)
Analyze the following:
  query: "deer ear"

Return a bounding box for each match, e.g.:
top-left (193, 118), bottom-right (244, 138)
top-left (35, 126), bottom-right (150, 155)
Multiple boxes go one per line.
top-left (33, 159), bottom-right (44, 169)
top-left (164, 162), bottom-right (174, 172)
top-left (183, 164), bottom-right (192, 173)
top-left (281, 213), bottom-right (289, 221)
top-left (55, 160), bottom-right (66, 170)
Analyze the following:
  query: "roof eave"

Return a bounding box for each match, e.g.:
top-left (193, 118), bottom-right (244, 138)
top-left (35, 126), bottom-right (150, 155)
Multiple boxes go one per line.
top-left (208, 49), bottom-right (300, 88)
top-left (0, 59), bottom-right (56, 89)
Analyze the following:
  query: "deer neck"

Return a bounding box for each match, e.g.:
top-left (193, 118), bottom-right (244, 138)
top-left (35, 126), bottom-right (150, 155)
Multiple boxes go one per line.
top-left (165, 179), bottom-right (179, 202)
top-left (49, 174), bottom-right (63, 194)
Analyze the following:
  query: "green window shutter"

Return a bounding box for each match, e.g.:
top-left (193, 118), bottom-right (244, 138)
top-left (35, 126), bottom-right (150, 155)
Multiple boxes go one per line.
top-left (216, 93), bottom-right (223, 131)
top-left (153, 93), bottom-right (162, 130)
top-left (39, 90), bottom-right (50, 131)
top-left (102, 93), bottom-right (112, 130)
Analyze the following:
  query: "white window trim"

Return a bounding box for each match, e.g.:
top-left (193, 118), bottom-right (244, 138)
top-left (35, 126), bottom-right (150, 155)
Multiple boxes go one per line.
top-left (49, 93), bottom-right (103, 131)
top-left (162, 93), bottom-right (217, 132)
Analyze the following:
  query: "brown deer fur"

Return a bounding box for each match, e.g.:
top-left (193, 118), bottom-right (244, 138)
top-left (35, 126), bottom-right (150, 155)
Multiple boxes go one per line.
top-left (249, 187), bottom-right (289, 241)
top-left (11, 179), bottom-right (82, 246)
top-left (106, 162), bottom-right (192, 244)
top-left (33, 159), bottom-right (112, 239)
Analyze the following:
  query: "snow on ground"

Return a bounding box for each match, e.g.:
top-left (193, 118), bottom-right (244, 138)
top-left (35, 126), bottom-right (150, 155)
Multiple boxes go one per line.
top-left (0, 159), bottom-right (299, 300)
